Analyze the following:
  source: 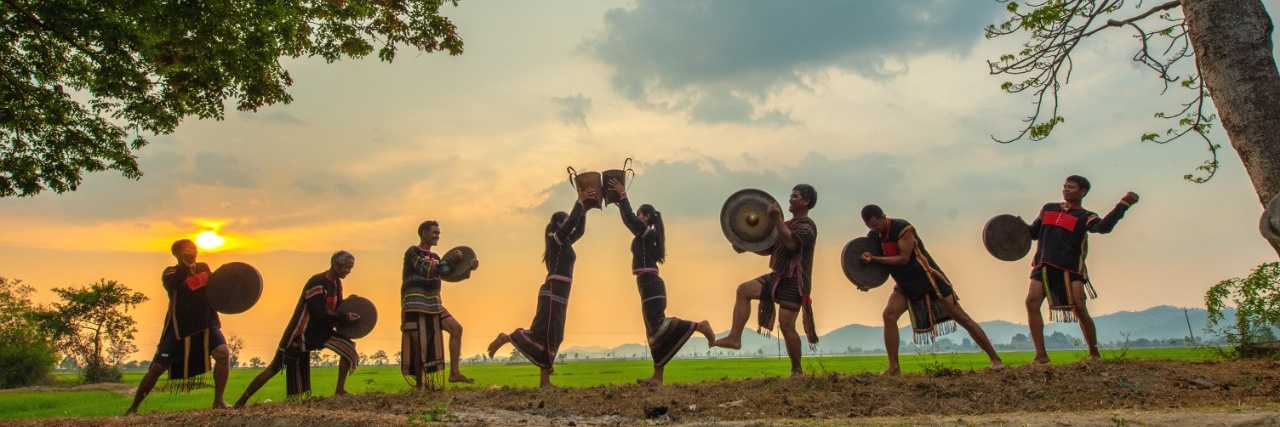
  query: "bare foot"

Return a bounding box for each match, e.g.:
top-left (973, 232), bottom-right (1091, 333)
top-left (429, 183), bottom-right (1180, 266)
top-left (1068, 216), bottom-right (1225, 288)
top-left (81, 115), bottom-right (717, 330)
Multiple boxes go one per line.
top-left (880, 366), bottom-right (901, 376)
top-left (334, 390), bottom-right (350, 397)
top-left (988, 360), bottom-right (1006, 371)
top-left (789, 370), bottom-right (804, 379)
top-left (487, 333), bottom-right (509, 359)
top-left (539, 382), bottom-right (557, 389)
top-left (712, 336), bottom-right (741, 350)
top-left (123, 409), bottom-right (137, 417)
top-left (696, 320), bottom-right (716, 348)
top-left (449, 374), bottom-right (475, 384)
top-left (212, 401), bottom-right (230, 410)
top-left (1030, 356), bottom-right (1051, 366)
top-left (233, 401), bottom-right (247, 410)
top-left (636, 377), bottom-right (663, 386)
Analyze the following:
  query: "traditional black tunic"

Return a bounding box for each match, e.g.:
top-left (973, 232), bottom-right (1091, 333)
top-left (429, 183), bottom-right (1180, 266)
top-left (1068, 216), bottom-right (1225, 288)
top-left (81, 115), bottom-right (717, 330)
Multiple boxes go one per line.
top-left (509, 201), bottom-right (586, 370)
top-left (757, 217), bottom-right (819, 347)
top-left (400, 246), bottom-right (463, 389)
top-left (1028, 201), bottom-right (1130, 321)
top-left (271, 272), bottom-right (356, 398)
top-left (617, 197), bottom-right (697, 367)
top-left (870, 218), bottom-right (956, 344)
top-left (154, 262), bottom-right (222, 390)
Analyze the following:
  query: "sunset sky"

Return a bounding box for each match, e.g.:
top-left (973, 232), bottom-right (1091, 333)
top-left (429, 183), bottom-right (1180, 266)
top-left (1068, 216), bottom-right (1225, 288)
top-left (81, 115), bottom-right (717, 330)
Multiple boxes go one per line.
top-left (2, 0), bottom-right (1277, 363)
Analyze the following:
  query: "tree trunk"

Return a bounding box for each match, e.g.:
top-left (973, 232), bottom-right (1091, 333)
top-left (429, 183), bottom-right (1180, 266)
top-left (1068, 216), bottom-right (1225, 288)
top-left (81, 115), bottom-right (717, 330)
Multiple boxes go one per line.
top-left (1183, 0), bottom-right (1280, 256)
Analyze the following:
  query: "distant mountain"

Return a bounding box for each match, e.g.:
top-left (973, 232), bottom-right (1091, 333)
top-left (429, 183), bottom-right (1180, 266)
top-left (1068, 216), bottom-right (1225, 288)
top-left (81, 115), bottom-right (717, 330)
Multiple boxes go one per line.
top-left (560, 306), bottom-right (1234, 359)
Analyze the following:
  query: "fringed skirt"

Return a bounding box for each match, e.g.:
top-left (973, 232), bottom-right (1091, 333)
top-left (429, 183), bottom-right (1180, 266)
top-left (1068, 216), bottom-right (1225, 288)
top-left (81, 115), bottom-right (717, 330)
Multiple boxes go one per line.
top-left (895, 273), bottom-right (956, 345)
top-left (1033, 265), bottom-right (1097, 323)
top-left (155, 327), bottom-right (226, 392)
top-left (906, 295), bottom-right (956, 345)
top-left (510, 279), bottom-right (571, 370)
top-left (636, 273), bottom-right (697, 367)
top-left (273, 336), bottom-right (357, 399)
top-left (401, 311), bottom-right (446, 390)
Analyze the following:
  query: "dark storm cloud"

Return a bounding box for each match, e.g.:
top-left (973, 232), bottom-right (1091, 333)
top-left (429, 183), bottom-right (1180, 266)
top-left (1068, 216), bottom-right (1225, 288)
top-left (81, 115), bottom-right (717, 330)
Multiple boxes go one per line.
top-left (584, 0), bottom-right (1003, 125)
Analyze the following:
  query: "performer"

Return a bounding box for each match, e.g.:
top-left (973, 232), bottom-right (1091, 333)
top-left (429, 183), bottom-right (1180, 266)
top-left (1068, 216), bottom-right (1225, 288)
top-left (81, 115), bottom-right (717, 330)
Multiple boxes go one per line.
top-left (486, 188), bottom-right (593, 387)
top-left (713, 184), bottom-right (819, 378)
top-left (858, 205), bottom-right (1004, 375)
top-left (401, 220), bottom-right (480, 390)
top-left (126, 239), bottom-right (230, 415)
top-left (233, 251), bottom-right (360, 407)
top-left (607, 179), bottom-right (715, 386)
top-left (1024, 175), bottom-right (1139, 364)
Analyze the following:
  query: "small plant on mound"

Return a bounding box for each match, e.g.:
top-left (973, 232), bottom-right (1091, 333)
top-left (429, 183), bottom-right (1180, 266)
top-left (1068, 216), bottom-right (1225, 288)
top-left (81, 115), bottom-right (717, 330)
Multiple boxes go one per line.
top-left (408, 403), bottom-right (458, 425)
top-left (1205, 262), bottom-right (1280, 359)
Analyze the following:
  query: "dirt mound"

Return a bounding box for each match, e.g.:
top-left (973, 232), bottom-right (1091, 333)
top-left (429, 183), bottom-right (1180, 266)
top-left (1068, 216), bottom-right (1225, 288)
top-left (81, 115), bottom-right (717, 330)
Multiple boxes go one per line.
top-left (8, 359), bottom-right (1280, 426)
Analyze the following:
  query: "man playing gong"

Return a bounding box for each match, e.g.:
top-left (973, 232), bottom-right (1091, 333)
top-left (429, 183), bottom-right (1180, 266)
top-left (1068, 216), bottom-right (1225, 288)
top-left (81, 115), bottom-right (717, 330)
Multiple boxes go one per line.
top-left (714, 184), bottom-right (819, 378)
top-left (234, 251), bottom-right (361, 406)
top-left (401, 220), bottom-right (480, 390)
top-left (858, 205), bottom-right (1003, 375)
top-left (126, 239), bottom-right (230, 415)
top-left (1024, 175), bottom-right (1138, 364)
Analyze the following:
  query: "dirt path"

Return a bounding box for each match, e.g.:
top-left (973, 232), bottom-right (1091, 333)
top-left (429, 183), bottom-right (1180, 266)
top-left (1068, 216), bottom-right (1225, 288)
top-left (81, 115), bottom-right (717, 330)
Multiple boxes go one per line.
top-left (6, 359), bottom-right (1280, 426)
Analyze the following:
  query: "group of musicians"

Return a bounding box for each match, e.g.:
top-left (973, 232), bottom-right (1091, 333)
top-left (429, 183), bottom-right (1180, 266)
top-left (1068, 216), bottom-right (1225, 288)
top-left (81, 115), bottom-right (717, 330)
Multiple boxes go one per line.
top-left (124, 174), bottom-right (1138, 414)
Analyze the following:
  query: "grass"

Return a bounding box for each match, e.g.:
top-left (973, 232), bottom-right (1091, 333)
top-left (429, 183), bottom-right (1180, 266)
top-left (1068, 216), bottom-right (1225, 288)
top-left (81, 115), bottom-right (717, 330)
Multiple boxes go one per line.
top-left (0, 347), bottom-right (1219, 420)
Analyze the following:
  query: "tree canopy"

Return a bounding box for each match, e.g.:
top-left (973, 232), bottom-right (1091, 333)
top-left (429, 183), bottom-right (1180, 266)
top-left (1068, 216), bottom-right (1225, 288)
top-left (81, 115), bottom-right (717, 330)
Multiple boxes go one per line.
top-left (0, 0), bottom-right (464, 197)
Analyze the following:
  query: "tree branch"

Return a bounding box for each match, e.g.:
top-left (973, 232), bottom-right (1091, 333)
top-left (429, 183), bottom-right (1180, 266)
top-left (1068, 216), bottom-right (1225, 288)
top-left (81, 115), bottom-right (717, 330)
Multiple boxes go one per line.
top-left (1084, 0), bottom-right (1182, 37)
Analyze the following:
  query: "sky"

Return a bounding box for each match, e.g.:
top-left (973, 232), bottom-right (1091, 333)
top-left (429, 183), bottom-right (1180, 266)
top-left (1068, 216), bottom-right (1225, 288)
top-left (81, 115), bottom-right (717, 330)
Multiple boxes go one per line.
top-left (2, 0), bottom-right (1278, 363)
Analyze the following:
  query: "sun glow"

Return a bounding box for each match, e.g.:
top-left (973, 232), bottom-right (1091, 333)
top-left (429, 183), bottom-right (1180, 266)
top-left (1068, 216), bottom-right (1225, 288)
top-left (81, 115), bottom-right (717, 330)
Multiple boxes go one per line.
top-left (195, 230), bottom-right (226, 250)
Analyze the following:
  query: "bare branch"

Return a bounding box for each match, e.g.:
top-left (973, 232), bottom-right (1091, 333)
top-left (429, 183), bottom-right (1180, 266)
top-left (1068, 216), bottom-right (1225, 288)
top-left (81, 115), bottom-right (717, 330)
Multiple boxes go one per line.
top-left (1084, 0), bottom-right (1182, 37)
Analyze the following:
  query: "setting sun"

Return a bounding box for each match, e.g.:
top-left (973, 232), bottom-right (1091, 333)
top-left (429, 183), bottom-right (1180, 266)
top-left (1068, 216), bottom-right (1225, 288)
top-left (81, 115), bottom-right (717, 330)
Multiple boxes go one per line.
top-left (195, 230), bottom-right (225, 250)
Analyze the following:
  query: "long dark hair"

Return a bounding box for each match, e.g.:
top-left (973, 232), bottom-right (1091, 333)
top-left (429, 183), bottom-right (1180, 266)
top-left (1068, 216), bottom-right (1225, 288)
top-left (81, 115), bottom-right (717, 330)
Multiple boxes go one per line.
top-left (542, 211), bottom-right (568, 267)
top-left (638, 204), bottom-right (666, 264)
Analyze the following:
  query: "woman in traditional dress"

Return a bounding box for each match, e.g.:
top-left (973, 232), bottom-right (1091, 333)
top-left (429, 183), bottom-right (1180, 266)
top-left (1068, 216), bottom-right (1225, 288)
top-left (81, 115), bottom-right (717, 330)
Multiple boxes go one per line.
top-left (486, 188), bottom-right (593, 387)
top-left (607, 179), bottom-right (715, 385)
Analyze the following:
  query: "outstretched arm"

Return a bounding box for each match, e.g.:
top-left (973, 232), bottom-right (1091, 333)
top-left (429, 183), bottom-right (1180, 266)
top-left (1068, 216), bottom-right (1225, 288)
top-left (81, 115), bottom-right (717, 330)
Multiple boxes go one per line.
top-left (1088, 192), bottom-right (1138, 234)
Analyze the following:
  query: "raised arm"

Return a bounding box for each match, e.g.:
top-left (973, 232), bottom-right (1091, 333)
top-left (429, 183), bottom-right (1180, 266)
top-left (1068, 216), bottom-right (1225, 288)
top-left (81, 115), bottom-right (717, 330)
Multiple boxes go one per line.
top-left (555, 200), bottom-right (586, 244)
top-left (616, 197), bottom-right (646, 236)
top-left (1088, 193), bottom-right (1136, 234)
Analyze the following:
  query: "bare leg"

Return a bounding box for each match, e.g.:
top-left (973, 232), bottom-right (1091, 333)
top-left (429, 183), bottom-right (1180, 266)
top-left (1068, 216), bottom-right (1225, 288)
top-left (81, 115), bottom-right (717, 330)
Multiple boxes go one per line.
top-left (1025, 280), bottom-right (1050, 365)
top-left (539, 367), bottom-right (555, 388)
top-left (487, 332), bottom-right (510, 359)
top-left (234, 364), bottom-right (281, 409)
top-left (124, 361), bottom-right (169, 415)
top-left (778, 308), bottom-right (803, 378)
top-left (638, 365), bottom-right (664, 386)
top-left (441, 315), bottom-right (474, 383)
top-left (712, 279), bottom-right (762, 349)
top-left (938, 296), bottom-right (1004, 370)
top-left (881, 292), bottom-right (908, 376)
top-left (696, 320), bottom-right (716, 348)
top-left (211, 345), bottom-right (230, 409)
top-left (1070, 281), bottom-right (1101, 359)
top-left (335, 356), bottom-right (351, 396)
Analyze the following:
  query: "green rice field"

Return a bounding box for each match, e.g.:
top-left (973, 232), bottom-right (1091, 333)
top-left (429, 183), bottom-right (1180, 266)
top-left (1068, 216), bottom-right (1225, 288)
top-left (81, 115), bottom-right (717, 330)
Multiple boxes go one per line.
top-left (0, 347), bottom-right (1218, 420)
